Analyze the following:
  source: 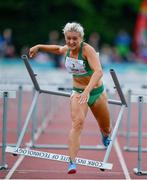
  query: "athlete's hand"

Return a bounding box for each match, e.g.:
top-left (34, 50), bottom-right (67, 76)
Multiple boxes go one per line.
top-left (29, 45), bottom-right (39, 58)
top-left (78, 91), bottom-right (89, 104)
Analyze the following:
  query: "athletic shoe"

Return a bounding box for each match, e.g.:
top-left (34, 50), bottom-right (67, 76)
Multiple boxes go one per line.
top-left (102, 134), bottom-right (111, 147)
top-left (68, 162), bottom-right (76, 174)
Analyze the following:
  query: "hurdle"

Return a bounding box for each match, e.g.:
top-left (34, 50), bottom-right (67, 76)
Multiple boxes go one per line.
top-left (124, 89), bottom-right (147, 152)
top-left (0, 84), bottom-right (34, 147)
top-left (0, 90), bottom-right (16, 170)
top-left (133, 96), bottom-right (147, 175)
top-left (5, 54), bottom-right (127, 171)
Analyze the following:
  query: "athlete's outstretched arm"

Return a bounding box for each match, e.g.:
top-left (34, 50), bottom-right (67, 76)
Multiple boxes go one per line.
top-left (29, 44), bottom-right (67, 58)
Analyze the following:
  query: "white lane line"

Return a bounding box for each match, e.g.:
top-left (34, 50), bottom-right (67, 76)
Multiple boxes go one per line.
top-left (4, 155), bottom-right (24, 179)
top-left (4, 116), bottom-right (49, 180)
top-left (114, 138), bottom-right (131, 180)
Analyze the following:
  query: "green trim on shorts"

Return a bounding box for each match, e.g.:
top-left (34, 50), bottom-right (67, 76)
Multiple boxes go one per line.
top-left (73, 84), bottom-right (104, 106)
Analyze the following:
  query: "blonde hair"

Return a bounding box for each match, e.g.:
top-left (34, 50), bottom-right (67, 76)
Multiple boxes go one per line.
top-left (63, 22), bottom-right (84, 38)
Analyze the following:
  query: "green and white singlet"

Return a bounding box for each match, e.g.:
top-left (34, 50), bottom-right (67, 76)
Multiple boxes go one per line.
top-left (65, 42), bottom-right (93, 77)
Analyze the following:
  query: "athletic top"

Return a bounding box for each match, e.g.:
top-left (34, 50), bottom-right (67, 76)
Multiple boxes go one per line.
top-left (65, 42), bottom-right (93, 77)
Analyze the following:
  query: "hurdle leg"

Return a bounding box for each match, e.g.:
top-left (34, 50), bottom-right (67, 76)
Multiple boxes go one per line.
top-left (124, 89), bottom-right (132, 150)
top-left (17, 85), bottom-right (23, 140)
top-left (124, 93), bottom-right (147, 152)
top-left (0, 92), bottom-right (8, 170)
top-left (137, 96), bottom-right (143, 173)
top-left (133, 96), bottom-right (147, 175)
top-left (15, 91), bottom-right (39, 148)
top-left (102, 105), bottom-right (126, 167)
top-left (31, 88), bottom-right (38, 145)
top-left (42, 94), bottom-right (49, 124)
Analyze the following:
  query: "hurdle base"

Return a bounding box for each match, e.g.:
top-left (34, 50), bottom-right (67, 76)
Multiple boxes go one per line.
top-left (6, 146), bottom-right (113, 170)
top-left (133, 168), bottom-right (147, 175)
top-left (124, 146), bottom-right (147, 152)
top-left (31, 144), bottom-right (106, 150)
top-left (119, 131), bottom-right (147, 137)
top-left (0, 164), bottom-right (8, 170)
top-left (0, 143), bottom-right (16, 148)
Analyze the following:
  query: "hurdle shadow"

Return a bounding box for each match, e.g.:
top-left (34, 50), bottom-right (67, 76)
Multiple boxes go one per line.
top-left (5, 54), bottom-right (127, 171)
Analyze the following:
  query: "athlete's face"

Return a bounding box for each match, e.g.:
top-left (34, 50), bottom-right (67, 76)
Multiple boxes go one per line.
top-left (65, 31), bottom-right (82, 51)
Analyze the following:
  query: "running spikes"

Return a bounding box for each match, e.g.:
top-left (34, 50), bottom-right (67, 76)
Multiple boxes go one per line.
top-left (68, 162), bottom-right (76, 174)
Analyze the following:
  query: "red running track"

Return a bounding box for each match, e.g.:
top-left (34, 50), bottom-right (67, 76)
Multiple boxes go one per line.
top-left (0, 94), bottom-right (147, 179)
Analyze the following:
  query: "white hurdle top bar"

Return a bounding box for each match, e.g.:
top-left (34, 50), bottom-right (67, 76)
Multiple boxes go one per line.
top-left (6, 146), bottom-right (113, 170)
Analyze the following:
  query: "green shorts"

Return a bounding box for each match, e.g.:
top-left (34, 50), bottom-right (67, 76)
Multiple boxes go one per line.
top-left (73, 84), bottom-right (104, 106)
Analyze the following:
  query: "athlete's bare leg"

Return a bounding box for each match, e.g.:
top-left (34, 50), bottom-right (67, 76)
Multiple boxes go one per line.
top-left (68, 93), bottom-right (88, 161)
top-left (90, 92), bottom-right (111, 136)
